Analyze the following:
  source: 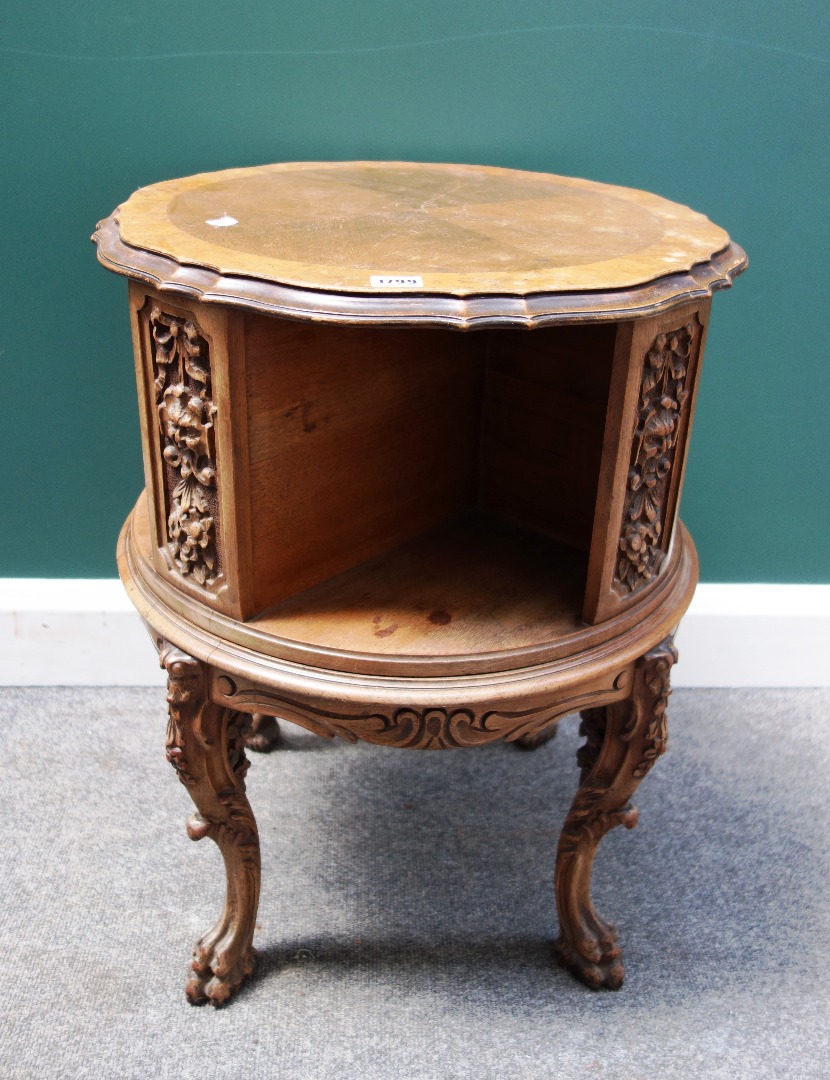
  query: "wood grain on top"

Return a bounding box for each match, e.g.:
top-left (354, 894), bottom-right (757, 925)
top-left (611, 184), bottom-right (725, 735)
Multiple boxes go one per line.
top-left (113, 161), bottom-right (732, 297)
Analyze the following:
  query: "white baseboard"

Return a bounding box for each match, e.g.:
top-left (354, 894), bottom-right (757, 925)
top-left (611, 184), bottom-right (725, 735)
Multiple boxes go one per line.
top-left (0, 579), bottom-right (162, 687)
top-left (672, 584), bottom-right (829, 687)
top-left (0, 580), bottom-right (827, 688)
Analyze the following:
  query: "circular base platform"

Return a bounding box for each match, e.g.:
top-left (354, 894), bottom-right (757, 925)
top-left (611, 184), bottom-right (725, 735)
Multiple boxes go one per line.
top-left (119, 503), bottom-right (697, 749)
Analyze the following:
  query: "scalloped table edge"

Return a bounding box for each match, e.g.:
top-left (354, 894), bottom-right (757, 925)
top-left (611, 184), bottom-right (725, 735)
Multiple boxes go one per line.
top-left (93, 216), bottom-right (747, 330)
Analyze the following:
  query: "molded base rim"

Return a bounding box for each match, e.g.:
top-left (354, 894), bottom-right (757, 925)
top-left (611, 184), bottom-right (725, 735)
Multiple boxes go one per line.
top-left (118, 508), bottom-right (698, 717)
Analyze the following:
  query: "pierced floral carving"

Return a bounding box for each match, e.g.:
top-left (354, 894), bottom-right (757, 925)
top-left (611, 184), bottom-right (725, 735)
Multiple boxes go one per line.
top-left (616, 322), bottom-right (696, 593)
top-left (150, 307), bottom-right (220, 587)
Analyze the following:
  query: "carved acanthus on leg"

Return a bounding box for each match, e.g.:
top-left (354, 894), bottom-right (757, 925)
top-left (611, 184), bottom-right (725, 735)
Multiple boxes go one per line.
top-left (554, 636), bottom-right (677, 989)
top-left (162, 644), bottom-right (261, 1005)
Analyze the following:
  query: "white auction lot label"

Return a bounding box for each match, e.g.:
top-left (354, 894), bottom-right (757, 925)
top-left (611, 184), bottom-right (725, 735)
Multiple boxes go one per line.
top-left (205, 213), bottom-right (238, 228)
top-left (369, 275), bottom-right (424, 288)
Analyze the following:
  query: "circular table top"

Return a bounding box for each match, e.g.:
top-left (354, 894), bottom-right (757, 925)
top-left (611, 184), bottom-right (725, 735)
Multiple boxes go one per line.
top-left (94, 161), bottom-right (746, 327)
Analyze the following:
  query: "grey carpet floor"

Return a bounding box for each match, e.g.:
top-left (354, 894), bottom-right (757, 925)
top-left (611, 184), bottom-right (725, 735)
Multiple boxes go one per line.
top-left (0, 687), bottom-right (828, 1080)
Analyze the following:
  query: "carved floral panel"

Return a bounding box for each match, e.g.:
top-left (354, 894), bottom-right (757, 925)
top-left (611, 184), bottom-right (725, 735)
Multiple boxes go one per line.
top-left (150, 307), bottom-right (221, 588)
top-left (615, 320), bottom-right (698, 594)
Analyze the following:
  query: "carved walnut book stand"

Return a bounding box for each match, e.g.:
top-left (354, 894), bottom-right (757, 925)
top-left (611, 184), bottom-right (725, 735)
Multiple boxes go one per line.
top-left (93, 161), bottom-right (745, 1005)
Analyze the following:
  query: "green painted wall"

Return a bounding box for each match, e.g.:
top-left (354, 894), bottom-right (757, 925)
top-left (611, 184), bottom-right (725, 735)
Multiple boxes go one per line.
top-left (2, 2), bottom-right (828, 581)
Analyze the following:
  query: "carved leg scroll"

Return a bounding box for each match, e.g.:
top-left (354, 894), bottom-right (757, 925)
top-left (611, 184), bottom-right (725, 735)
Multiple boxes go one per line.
top-left (162, 645), bottom-right (260, 1006)
top-left (554, 636), bottom-right (677, 989)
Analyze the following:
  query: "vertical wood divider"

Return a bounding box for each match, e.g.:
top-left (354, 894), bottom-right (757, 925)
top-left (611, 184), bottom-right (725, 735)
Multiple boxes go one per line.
top-left (583, 300), bottom-right (711, 624)
top-left (127, 283), bottom-right (252, 620)
top-left (212, 308), bottom-right (255, 620)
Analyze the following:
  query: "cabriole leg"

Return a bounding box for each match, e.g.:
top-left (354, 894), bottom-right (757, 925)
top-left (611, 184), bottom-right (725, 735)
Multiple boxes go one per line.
top-left (162, 644), bottom-right (261, 1006)
top-left (554, 636), bottom-right (677, 989)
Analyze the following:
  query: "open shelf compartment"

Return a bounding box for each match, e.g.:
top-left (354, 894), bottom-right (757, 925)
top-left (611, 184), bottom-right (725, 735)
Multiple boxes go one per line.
top-left (240, 314), bottom-right (617, 647)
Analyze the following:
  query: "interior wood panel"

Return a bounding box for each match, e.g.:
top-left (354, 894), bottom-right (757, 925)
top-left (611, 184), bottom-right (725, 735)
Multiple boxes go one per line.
top-left (479, 325), bottom-right (616, 551)
top-left (244, 315), bottom-right (484, 611)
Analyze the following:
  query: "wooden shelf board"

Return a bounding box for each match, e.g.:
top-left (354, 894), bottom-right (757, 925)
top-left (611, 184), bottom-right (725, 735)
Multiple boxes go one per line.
top-left (250, 513), bottom-right (587, 657)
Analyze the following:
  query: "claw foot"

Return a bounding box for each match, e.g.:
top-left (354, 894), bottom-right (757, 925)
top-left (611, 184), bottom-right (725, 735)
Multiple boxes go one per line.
top-left (243, 713), bottom-right (281, 753)
top-left (185, 944), bottom-right (258, 1006)
top-left (554, 922), bottom-right (625, 990)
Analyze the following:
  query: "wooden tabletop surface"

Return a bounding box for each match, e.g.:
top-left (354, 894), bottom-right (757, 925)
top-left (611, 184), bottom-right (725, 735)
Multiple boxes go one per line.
top-left (113, 161), bottom-right (732, 297)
